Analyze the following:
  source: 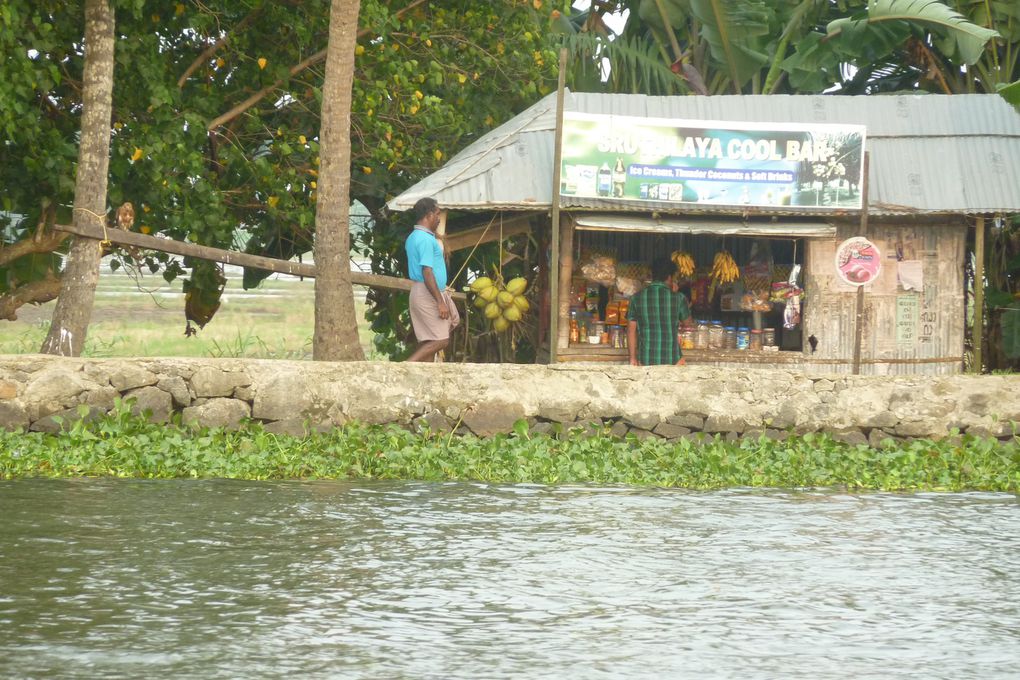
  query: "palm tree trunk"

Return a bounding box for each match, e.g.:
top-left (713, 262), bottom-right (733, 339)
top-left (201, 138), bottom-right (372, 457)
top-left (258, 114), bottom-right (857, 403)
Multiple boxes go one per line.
top-left (312, 0), bottom-right (365, 361)
top-left (40, 0), bottom-right (114, 356)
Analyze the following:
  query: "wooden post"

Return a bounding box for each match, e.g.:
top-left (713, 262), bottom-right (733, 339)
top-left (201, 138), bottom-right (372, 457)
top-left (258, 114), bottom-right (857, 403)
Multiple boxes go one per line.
top-left (852, 151), bottom-right (870, 375)
top-left (973, 216), bottom-right (985, 373)
top-left (548, 47), bottom-right (568, 363)
top-left (558, 214), bottom-right (574, 352)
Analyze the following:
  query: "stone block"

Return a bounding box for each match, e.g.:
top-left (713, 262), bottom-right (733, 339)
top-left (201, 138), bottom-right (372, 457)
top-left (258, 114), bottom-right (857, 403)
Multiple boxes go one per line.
top-left (666, 413), bottom-right (705, 430)
top-left (182, 398), bottom-right (250, 429)
top-left (157, 376), bottom-right (192, 407)
top-left (868, 428), bottom-right (898, 448)
top-left (30, 406), bottom-right (106, 433)
top-left (529, 421), bottom-right (558, 437)
top-left (0, 401), bottom-right (29, 432)
top-left (763, 429), bottom-right (790, 441)
top-left (704, 414), bottom-right (749, 434)
top-left (624, 413), bottom-right (661, 431)
top-left (812, 379), bottom-right (835, 392)
top-left (461, 402), bottom-right (526, 436)
top-left (81, 386), bottom-right (119, 411)
top-left (893, 420), bottom-right (942, 438)
top-left (107, 364), bottom-right (158, 392)
top-left (536, 405), bottom-right (578, 423)
top-left (262, 418), bottom-right (328, 437)
top-left (233, 385), bottom-right (256, 402)
top-left (251, 373), bottom-right (310, 421)
top-left (124, 386), bottom-right (174, 422)
top-left (652, 422), bottom-right (691, 440)
top-left (0, 380), bottom-right (18, 400)
top-left (608, 421), bottom-right (630, 439)
top-left (826, 428), bottom-right (868, 446)
top-left (965, 424), bottom-right (1012, 439)
top-left (416, 411), bottom-right (453, 434)
top-left (191, 367), bottom-right (251, 398)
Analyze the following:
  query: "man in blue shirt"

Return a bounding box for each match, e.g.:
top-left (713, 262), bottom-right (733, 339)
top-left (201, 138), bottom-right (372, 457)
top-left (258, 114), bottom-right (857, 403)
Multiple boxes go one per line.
top-left (405, 197), bottom-right (459, 361)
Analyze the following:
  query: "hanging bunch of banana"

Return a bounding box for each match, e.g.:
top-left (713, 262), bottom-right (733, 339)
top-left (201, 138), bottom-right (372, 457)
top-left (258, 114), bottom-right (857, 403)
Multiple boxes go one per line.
top-left (711, 251), bottom-right (740, 284)
top-left (671, 250), bottom-right (695, 278)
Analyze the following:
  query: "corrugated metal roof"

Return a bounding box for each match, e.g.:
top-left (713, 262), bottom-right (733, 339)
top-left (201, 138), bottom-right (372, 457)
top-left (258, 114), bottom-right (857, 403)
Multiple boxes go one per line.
top-left (389, 91), bottom-right (1020, 218)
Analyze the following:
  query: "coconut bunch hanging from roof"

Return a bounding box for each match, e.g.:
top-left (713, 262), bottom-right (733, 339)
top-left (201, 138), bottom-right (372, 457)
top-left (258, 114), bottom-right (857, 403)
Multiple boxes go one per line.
top-left (469, 275), bottom-right (529, 333)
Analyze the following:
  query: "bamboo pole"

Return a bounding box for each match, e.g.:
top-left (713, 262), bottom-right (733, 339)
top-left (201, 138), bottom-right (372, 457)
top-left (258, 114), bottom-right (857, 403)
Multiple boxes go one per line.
top-left (548, 47), bottom-right (568, 363)
top-left (558, 215), bottom-right (575, 351)
top-left (52, 220), bottom-right (464, 300)
top-left (852, 151), bottom-right (870, 375)
top-left (973, 216), bottom-right (985, 373)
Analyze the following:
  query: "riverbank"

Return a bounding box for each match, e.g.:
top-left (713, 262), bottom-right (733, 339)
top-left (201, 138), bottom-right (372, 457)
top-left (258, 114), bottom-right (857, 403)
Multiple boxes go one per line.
top-left (2, 355), bottom-right (1019, 442)
top-left (1, 408), bottom-right (1017, 491)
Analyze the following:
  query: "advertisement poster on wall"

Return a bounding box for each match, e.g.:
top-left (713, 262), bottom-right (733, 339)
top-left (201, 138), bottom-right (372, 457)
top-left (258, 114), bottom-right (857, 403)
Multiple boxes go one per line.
top-left (835, 237), bottom-right (882, 286)
top-left (559, 112), bottom-right (866, 210)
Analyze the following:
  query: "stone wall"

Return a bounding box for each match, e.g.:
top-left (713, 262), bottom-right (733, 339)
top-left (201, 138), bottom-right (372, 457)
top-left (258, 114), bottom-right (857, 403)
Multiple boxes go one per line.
top-left (1, 355), bottom-right (1018, 445)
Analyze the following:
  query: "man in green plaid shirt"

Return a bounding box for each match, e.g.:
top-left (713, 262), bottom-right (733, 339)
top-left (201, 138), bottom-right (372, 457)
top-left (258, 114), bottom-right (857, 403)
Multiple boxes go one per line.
top-left (627, 256), bottom-right (691, 366)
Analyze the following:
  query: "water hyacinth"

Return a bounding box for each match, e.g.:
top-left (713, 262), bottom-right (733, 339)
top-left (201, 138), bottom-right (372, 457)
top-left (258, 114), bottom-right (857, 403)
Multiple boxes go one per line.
top-left (0, 406), bottom-right (1017, 492)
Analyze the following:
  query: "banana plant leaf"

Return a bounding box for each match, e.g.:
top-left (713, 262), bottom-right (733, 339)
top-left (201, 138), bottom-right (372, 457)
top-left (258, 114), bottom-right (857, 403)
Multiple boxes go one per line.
top-left (827, 0), bottom-right (1000, 65)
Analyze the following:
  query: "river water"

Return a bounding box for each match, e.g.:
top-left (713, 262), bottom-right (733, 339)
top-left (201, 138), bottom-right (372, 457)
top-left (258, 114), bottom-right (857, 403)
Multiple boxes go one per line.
top-left (1, 479), bottom-right (1017, 679)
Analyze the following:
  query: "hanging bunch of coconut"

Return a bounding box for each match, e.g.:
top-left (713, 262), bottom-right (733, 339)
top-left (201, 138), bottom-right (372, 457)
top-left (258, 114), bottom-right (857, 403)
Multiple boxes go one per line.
top-left (469, 275), bottom-right (529, 333)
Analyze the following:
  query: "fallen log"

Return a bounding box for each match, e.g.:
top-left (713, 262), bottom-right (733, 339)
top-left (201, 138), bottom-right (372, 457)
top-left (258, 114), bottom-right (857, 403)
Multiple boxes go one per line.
top-left (52, 221), bottom-right (465, 301)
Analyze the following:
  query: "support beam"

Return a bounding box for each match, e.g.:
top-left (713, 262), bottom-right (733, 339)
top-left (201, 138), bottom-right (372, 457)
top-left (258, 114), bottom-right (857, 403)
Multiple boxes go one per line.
top-left (52, 221), bottom-right (464, 300)
top-left (443, 214), bottom-right (535, 253)
top-left (852, 152), bottom-right (870, 375)
top-left (973, 216), bottom-right (985, 373)
top-left (549, 47), bottom-right (568, 363)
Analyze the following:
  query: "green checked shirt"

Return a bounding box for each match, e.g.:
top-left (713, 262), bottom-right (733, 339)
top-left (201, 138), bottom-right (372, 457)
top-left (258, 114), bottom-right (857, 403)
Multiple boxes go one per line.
top-left (627, 281), bottom-right (691, 365)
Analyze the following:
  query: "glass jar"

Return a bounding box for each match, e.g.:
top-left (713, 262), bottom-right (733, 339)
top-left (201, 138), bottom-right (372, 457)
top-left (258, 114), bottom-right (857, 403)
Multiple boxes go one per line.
top-left (749, 328), bottom-right (763, 351)
top-left (708, 322), bottom-right (724, 350)
top-left (679, 328), bottom-right (694, 350)
top-left (694, 321), bottom-right (709, 350)
top-left (763, 327), bottom-right (776, 347)
top-left (736, 327), bottom-right (750, 350)
top-left (724, 326), bottom-right (736, 350)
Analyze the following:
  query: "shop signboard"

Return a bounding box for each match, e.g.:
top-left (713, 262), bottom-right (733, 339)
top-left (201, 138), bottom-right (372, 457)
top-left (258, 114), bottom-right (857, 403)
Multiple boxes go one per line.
top-left (560, 112), bottom-right (866, 210)
top-left (835, 236), bottom-right (882, 286)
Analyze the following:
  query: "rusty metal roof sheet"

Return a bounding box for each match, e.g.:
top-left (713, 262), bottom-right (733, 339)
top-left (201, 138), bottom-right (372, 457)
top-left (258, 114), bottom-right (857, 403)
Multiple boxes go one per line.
top-left (388, 91), bottom-right (1020, 218)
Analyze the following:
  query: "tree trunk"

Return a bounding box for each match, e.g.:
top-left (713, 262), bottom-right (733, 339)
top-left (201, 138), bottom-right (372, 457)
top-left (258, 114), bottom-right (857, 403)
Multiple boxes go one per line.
top-left (312, 0), bottom-right (365, 361)
top-left (40, 0), bottom-right (114, 356)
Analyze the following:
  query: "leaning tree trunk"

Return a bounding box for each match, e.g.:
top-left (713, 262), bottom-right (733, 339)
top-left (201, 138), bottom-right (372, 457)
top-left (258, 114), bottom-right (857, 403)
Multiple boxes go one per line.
top-left (40, 0), bottom-right (114, 356)
top-left (312, 0), bottom-right (365, 361)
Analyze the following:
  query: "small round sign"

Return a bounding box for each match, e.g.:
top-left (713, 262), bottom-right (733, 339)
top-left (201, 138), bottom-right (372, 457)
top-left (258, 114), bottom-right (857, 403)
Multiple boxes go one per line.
top-left (834, 236), bottom-right (881, 286)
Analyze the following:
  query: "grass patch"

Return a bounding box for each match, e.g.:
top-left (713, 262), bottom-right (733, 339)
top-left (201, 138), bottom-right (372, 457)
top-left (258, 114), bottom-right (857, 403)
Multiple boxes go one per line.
top-left (2, 407), bottom-right (1018, 492)
top-left (0, 262), bottom-right (381, 359)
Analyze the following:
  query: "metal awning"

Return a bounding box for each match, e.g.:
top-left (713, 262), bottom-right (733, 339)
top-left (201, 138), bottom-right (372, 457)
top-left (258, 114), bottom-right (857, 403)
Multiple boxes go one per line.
top-left (573, 214), bottom-right (836, 237)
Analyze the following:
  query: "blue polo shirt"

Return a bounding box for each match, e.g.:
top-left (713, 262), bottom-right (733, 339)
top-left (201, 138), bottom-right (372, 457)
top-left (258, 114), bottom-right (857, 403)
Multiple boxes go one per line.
top-left (405, 226), bottom-right (447, 290)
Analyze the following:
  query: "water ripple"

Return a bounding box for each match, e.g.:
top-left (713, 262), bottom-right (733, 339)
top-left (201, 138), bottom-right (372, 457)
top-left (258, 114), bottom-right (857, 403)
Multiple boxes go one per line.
top-left (0, 479), bottom-right (1017, 679)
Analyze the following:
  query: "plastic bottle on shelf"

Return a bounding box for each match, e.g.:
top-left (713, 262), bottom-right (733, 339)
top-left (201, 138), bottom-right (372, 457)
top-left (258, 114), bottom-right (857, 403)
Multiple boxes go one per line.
top-left (763, 327), bottom-right (776, 347)
top-left (736, 327), bottom-right (749, 350)
top-left (750, 329), bottom-right (763, 351)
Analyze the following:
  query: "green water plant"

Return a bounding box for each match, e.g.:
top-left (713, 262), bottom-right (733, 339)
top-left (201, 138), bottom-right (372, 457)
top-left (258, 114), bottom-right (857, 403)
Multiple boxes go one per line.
top-left (1, 405), bottom-right (1017, 492)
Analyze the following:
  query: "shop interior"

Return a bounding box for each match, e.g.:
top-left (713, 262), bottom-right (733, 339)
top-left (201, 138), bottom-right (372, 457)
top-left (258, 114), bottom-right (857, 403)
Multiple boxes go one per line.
top-left (568, 228), bottom-right (806, 353)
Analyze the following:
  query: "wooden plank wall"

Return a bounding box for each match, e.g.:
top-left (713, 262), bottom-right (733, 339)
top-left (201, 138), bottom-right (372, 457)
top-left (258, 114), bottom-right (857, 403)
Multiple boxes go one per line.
top-left (804, 221), bottom-right (966, 375)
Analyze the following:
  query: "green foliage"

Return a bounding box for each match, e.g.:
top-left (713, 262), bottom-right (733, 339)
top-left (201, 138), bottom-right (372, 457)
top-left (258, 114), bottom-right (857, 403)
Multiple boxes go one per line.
top-left (0, 0), bottom-right (559, 328)
top-left (2, 408), bottom-right (1017, 492)
top-left (1000, 306), bottom-right (1020, 359)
